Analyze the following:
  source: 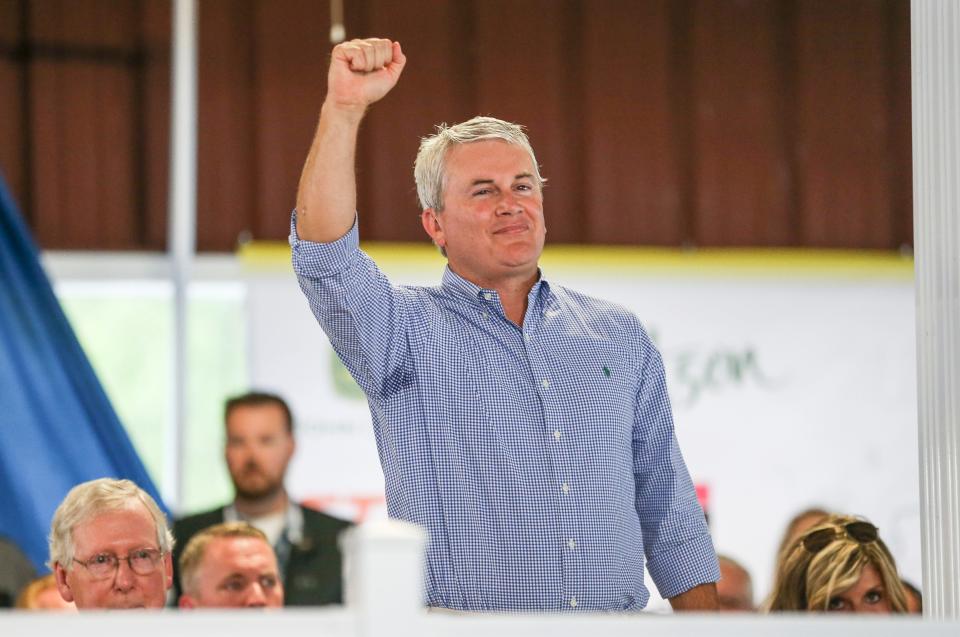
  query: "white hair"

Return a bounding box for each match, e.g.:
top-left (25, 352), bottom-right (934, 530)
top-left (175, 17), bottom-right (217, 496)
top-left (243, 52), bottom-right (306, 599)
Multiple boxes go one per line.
top-left (413, 115), bottom-right (545, 212)
top-left (47, 477), bottom-right (174, 571)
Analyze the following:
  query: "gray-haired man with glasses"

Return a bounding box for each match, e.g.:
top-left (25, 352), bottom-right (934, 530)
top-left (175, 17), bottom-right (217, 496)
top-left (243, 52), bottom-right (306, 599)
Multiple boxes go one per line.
top-left (49, 478), bottom-right (173, 609)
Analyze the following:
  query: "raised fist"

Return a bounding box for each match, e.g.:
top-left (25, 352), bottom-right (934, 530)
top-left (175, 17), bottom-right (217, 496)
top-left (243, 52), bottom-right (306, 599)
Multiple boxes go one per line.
top-left (326, 38), bottom-right (406, 110)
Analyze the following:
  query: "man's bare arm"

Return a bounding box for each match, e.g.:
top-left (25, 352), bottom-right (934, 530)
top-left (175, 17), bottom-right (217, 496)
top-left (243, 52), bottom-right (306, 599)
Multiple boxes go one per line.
top-left (295, 38), bottom-right (406, 243)
top-left (669, 582), bottom-right (720, 611)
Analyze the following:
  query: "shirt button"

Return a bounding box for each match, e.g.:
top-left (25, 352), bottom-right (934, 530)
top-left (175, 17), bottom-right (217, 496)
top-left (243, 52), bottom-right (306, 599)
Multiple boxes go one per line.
top-left (561, 482), bottom-right (570, 494)
top-left (524, 333), bottom-right (532, 342)
top-left (483, 292), bottom-right (493, 300)
top-left (567, 538), bottom-right (576, 550)
top-left (541, 379), bottom-right (550, 389)
top-left (481, 312), bottom-right (489, 319)
top-left (569, 597), bottom-right (578, 608)
top-left (553, 430), bottom-right (561, 441)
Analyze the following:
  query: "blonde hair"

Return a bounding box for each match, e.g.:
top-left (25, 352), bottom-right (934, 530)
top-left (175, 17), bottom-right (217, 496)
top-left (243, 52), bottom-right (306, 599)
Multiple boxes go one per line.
top-left (178, 522), bottom-right (270, 596)
top-left (414, 116), bottom-right (545, 212)
top-left (15, 573), bottom-right (59, 609)
top-left (47, 478), bottom-right (173, 571)
top-left (765, 514), bottom-right (907, 612)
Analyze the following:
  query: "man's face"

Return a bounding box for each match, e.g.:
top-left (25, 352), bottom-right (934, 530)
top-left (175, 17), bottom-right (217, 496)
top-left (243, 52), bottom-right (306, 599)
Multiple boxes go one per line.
top-left (717, 560), bottom-right (754, 611)
top-left (179, 537), bottom-right (284, 608)
top-left (225, 404), bottom-right (294, 500)
top-left (421, 139), bottom-right (545, 288)
top-left (55, 506), bottom-right (172, 610)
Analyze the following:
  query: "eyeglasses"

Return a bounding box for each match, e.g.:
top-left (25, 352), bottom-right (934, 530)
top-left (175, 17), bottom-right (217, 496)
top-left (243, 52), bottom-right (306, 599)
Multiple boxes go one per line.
top-left (802, 521), bottom-right (879, 554)
top-left (72, 548), bottom-right (164, 579)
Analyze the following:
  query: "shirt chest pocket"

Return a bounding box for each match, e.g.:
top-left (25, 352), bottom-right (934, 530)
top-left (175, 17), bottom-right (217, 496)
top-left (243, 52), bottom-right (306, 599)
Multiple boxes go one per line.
top-left (547, 343), bottom-right (638, 450)
top-left (476, 350), bottom-right (542, 410)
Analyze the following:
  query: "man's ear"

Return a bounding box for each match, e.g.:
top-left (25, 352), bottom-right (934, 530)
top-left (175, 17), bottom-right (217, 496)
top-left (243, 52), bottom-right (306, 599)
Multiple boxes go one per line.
top-left (54, 563), bottom-right (75, 603)
top-left (420, 208), bottom-right (445, 249)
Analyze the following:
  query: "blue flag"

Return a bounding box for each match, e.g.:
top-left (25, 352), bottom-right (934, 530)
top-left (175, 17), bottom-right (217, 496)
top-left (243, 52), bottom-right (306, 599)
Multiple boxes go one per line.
top-left (0, 173), bottom-right (167, 571)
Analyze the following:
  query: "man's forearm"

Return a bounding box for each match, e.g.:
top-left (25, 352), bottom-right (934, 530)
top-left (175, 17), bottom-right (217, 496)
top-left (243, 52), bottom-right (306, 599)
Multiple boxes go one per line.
top-left (295, 103), bottom-right (365, 243)
top-left (294, 38), bottom-right (405, 244)
top-left (669, 582), bottom-right (719, 611)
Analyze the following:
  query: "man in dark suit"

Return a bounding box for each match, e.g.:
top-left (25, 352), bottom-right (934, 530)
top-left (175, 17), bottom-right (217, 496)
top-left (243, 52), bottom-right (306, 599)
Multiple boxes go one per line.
top-left (173, 392), bottom-right (350, 606)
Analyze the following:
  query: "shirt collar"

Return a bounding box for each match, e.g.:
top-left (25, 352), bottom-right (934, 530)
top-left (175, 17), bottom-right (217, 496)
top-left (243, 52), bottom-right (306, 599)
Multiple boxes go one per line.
top-left (440, 266), bottom-right (554, 314)
top-left (224, 499), bottom-right (304, 545)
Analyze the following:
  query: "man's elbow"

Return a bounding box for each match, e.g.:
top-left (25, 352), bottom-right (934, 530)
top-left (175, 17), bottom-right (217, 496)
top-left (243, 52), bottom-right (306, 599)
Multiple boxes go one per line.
top-left (669, 582), bottom-right (720, 612)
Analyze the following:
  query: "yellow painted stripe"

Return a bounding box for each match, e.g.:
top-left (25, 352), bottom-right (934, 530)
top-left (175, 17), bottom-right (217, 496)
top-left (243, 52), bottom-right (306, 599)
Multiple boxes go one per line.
top-left (239, 241), bottom-right (914, 280)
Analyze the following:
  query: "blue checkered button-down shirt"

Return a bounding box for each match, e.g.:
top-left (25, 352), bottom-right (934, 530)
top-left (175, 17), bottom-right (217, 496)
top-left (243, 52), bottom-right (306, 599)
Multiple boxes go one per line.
top-left (291, 217), bottom-right (719, 611)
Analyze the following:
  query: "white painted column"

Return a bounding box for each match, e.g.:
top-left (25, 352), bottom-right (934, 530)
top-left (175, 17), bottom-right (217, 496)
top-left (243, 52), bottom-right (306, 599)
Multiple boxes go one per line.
top-left (165, 0), bottom-right (198, 511)
top-left (912, 0), bottom-right (960, 620)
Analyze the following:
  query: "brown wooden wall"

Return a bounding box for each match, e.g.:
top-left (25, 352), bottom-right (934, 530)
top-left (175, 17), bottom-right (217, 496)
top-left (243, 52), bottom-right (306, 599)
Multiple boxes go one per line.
top-left (0, 0), bottom-right (912, 251)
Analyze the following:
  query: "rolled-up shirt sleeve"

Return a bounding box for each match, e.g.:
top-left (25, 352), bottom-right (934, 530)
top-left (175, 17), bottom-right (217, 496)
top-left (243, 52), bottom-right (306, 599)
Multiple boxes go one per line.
top-left (631, 325), bottom-right (720, 599)
top-left (289, 210), bottom-right (361, 277)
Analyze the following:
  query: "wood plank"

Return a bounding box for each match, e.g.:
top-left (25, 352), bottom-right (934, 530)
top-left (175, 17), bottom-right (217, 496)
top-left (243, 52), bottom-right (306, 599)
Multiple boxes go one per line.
top-left (31, 59), bottom-right (137, 248)
top-left (141, 0), bottom-right (170, 250)
top-left (795, 0), bottom-right (893, 248)
top-left (96, 62), bottom-right (137, 248)
top-left (29, 59), bottom-right (66, 247)
top-left (196, 0), bottom-right (256, 251)
top-left (582, 0), bottom-right (684, 245)
top-left (0, 0), bottom-right (20, 47)
top-left (886, 0), bottom-right (912, 249)
top-left (689, 0), bottom-right (793, 246)
top-left (0, 60), bottom-right (25, 214)
top-left (253, 0), bottom-right (330, 243)
top-left (31, 0), bottom-right (137, 50)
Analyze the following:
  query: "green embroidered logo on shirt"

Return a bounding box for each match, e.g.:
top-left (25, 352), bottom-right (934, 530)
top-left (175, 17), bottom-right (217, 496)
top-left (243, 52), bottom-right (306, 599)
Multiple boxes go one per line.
top-left (602, 366), bottom-right (611, 377)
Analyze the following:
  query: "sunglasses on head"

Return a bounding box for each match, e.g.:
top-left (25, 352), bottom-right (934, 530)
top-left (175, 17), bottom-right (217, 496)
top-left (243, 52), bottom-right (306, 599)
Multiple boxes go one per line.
top-left (802, 521), bottom-right (879, 554)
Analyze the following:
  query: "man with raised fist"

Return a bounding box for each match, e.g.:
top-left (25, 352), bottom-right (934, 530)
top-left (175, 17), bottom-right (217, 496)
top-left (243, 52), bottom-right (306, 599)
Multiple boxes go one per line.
top-left (291, 37), bottom-right (719, 612)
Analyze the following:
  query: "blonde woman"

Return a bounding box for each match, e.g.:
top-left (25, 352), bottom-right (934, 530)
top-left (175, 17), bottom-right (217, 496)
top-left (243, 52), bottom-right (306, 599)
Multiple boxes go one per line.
top-left (766, 514), bottom-right (907, 613)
